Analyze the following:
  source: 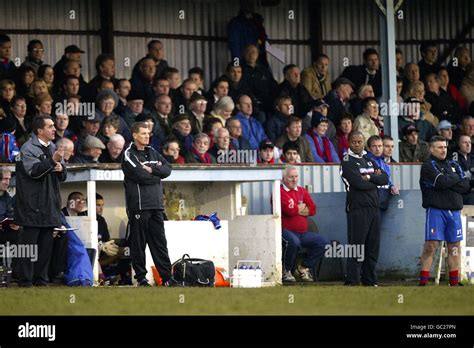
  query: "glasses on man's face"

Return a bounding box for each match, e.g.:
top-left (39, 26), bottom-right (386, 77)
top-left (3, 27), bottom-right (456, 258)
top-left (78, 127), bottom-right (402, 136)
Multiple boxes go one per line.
top-left (32, 48), bottom-right (44, 53)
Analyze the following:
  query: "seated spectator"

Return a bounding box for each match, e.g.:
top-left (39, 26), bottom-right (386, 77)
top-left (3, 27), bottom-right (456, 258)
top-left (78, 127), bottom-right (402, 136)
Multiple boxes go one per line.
top-left (95, 90), bottom-right (131, 141)
top-left (99, 134), bottom-right (125, 163)
top-left (241, 44), bottom-right (278, 113)
top-left (0, 34), bottom-right (18, 83)
top-left (226, 117), bottom-right (252, 151)
top-left (123, 91), bottom-right (150, 128)
top-left (332, 113), bottom-right (353, 160)
top-left (418, 41), bottom-right (441, 81)
top-left (21, 39), bottom-right (44, 74)
top-left (0, 79), bottom-right (16, 116)
top-left (460, 62), bottom-right (474, 110)
top-left (53, 113), bottom-right (74, 143)
top-left (275, 64), bottom-right (312, 117)
top-left (306, 99), bottom-right (336, 138)
top-left (424, 73), bottom-right (461, 124)
top-left (447, 46), bottom-right (471, 89)
top-left (406, 81), bottom-right (439, 128)
top-left (210, 96), bottom-right (235, 126)
top-left (53, 44), bottom-right (85, 95)
top-left (37, 65), bottom-right (54, 94)
top-left (55, 75), bottom-right (80, 105)
top-left (10, 96), bottom-right (30, 147)
top-left (0, 116), bottom-right (20, 163)
top-left (398, 97), bottom-right (437, 142)
top-left (163, 66), bottom-right (182, 91)
top-left (172, 78), bottom-right (197, 115)
top-left (265, 95), bottom-right (293, 143)
top-left (55, 137), bottom-right (74, 163)
top-left (451, 134), bottom-right (474, 204)
top-left (88, 54), bottom-right (118, 101)
top-left (399, 125), bottom-right (430, 162)
top-left (62, 191), bottom-right (87, 217)
top-left (26, 79), bottom-right (48, 115)
top-left (396, 76), bottom-right (404, 104)
top-left (366, 135), bottom-right (400, 210)
top-left (402, 62), bottom-right (420, 97)
top-left (98, 115), bottom-right (121, 145)
top-left (71, 135), bottom-right (105, 164)
top-left (353, 97), bottom-right (384, 142)
top-left (382, 135), bottom-right (396, 163)
top-left (114, 78), bottom-right (131, 116)
top-left (60, 60), bottom-right (88, 99)
top-left (202, 117), bottom-right (223, 149)
top-left (33, 92), bottom-right (53, 117)
top-left (235, 94), bottom-right (267, 150)
top-left (150, 94), bottom-right (173, 141)
top-left (130, 58), bottom-right (156, 102)
top-left (453, 115), bottom-right (474, 148)
top-left (438, 66), bottom-right (468, 115)
top-left (187, 92), bottom-right (209, 134)
top-left (275, 116), bottom-right (314, 163)
top-left (188, 67), bottom-right (205, 94)
top-left (258, 139), bottom-right (279, 164)
top-left (16, 66), bottom-right (36, 97)
top-left (0, 167), bottom-right (19, 268)
top-left (171, 114), bottom-right (194, 155)
top-left (162, 138), bottom-right (185, 164)
top-left (437, 120), bottom-right (457, 154)
top-left (226, 62), bottom-right (254, 104)
top-left (305, 113), bottom-right (340, 163)
top-left (205, 76), bottom-right (229, 113)
top-left (281, 141), bottom-right (301, 164)
top-left (184, 133), bottom-right (216, 164)
top-left (280, 166), bottom-right (329, 282)
top-left (396, 48), bottom-right (404, 77)
top-left (349, 84), bottom-right (375, 117)
top-left (132, 39), bottom-right (169, 81)
top-left (301, 54), bottom-right (331, 100)
top-left (340, 48), bottom-right (382, 97)
top-left (149, 77), bottom-right (172, 109)
top-left (76, 114), bottom-right (101, 153)
top-left (209, 127), bottom-right (231, 161)
top-left (325, 77), bottom-right (354, 125)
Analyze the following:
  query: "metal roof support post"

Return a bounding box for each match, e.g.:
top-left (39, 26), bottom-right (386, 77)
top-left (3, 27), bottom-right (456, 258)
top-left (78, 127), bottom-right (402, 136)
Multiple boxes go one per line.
top-left (377, 0), bottom-right (400, 160)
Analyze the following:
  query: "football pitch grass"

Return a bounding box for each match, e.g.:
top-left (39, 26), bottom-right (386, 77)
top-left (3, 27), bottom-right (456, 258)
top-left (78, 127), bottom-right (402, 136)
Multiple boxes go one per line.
top-left (1, 284), bottom-right (473, 315)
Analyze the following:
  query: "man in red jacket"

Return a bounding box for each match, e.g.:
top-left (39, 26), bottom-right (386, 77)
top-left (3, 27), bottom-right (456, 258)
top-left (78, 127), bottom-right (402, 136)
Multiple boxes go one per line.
top-left (281, 166), bottom-right (330, 282)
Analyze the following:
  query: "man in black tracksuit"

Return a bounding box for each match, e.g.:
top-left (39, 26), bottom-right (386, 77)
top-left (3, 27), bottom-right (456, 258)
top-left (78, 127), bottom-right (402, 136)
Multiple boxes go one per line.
top-left (122, 121), bottom-right (175, 286)
top-left (340, 131), bottom-right (389, 286)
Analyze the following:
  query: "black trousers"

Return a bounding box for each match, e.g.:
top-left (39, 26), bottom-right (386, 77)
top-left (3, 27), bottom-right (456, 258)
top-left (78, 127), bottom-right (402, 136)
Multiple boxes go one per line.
top-left (48, 233), bottom-right (69, 281)
top-left (346, 207), bottom-right (380, 285)
top-left (129, 209), bottom-right (172, 283)
top-left (16, 227), bottom-right (54, 286)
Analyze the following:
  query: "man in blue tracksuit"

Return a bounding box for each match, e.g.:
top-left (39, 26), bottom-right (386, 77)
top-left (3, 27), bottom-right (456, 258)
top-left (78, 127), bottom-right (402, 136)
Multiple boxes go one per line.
top-left (419, 135), bottom-right (469, 286)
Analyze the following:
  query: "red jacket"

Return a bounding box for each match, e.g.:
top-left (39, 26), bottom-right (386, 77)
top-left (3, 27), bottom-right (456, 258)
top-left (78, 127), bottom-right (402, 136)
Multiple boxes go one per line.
top-left (280, 184), bottom-right (316, 233)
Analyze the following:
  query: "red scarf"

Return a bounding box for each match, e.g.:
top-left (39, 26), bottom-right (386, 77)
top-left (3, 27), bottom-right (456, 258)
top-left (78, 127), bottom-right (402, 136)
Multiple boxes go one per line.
top-left (335, 129), bottom-right (349, 160)
top-left (307, 129), bottom-right (333, 162)
top-left (191, 146), bottom-right (211, 164)
top-left (372, 117), bottom-right (384, 137)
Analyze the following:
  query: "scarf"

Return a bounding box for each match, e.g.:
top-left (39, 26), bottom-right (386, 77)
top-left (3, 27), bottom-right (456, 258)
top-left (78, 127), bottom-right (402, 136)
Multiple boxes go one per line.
top-left (191, 146), bottom-right (211, 164)
top-left (372, 116), bottom-right (384, 136)
top-left (335, 129), bottom-right (349, 160)
top-left (317, 72), bottom-right (328, 96)
top-left (307, 129), bottom-right (333, 162)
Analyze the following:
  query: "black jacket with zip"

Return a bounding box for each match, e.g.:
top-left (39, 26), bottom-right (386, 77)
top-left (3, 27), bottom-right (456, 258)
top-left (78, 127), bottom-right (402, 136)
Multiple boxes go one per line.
top-left (122, 143), bottom-right (171, 213)
top-left (340, 149), bottom-right (389, 211)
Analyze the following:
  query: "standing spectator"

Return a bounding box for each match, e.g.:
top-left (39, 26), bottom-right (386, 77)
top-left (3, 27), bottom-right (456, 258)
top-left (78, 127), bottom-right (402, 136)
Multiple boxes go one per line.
top-left (132, 40), bottom-right (169, 81)
top-left (399, 125), bottom-right (430, 162)
top-left (301, 54), bottom-right (332, 100)
top-left (241, 44), bottom-right (277, 113)
top-left (122, 122), bottom-right (175, 286)
top-left (447, 47), bottom-right (472, 89)
top-left (418, 41), bottom-right (441, 81)
top-left (235, 94), bottom-right (267, 150)
top-left (418, 136), bottom-right (469, 286)
top-left (340, 131), bottom-right (389, 286)
top-left (15, 116), bottom-right (67, 287)
top-left (340, 48), bottom-right (382, 98)
top-left (21, 40), bottom-right (45, 74)
top-left (280, 166), bottom-right (329, 282)
top-left (382, 135), bottom-right (397, 163)
top-left (366, 135), bottom-right (399, 210)
top-left (88, 54), bottom-right (118, 101)
top-left (99, 134), bottom-right (125, 164)
top-left (276, 64), bottom-right (312, 117)
top-left (0, 34), bottom-right (18, 83)
top-left (305, 113), bottom-right (339, 163)
top-left (332, 113), bottom-right (353, 160)
top-left (325, 78), bottom-right (354, 125)
top-left (353, 97), bottom-right (384, 142)
top-left (275, 116), bottom-right (314, 163)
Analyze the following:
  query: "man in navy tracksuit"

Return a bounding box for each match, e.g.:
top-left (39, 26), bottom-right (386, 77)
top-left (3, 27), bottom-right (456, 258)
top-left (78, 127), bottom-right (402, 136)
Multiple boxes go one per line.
top-left (122, 121), bottom-right (176, 286)
top-left (340, 131), bottom-right (389, 286)
top-left (419, 135), bottom-right (469, 286)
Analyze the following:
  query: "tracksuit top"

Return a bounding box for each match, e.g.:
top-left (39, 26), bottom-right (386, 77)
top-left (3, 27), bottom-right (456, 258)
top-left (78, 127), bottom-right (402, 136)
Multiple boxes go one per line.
top-left (280, 184), bottom-right (316, 233)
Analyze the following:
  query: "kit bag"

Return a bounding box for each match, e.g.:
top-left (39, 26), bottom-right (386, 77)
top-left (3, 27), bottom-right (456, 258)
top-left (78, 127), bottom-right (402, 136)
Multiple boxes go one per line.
top-left (172, 254), bottom-right (215, 287)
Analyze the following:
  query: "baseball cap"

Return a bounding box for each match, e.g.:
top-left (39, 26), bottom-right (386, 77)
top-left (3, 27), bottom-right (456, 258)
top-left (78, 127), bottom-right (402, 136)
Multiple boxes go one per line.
top-left (402, 124), bottom-right (419, 136)
top-left (83, 135), bottom-right (105, 150)
top-left (437, 120), bottom-right (456, 131)
top-left (310, 99), bottom-right (329, 109)
top-left (259, 139), bottom-right (274, 150)
top-left (64, 45), bottom-right (85, 54)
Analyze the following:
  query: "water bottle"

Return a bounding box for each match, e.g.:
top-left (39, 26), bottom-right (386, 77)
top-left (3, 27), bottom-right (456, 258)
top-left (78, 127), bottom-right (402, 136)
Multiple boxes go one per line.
top-left (248, 265), bottom-right (254, 288)
top-left (240, 265), bottom-right (248, 288)
top-left (255, 266), bottom-right (262, 288)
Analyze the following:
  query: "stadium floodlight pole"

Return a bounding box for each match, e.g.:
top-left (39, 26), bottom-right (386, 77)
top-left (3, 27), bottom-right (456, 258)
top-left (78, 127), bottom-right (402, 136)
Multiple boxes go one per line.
top-left (377, 0), bottom-right (401, 161)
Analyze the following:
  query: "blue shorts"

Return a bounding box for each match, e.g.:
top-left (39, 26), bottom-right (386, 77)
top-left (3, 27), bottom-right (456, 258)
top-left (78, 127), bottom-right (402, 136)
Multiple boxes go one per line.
top-left (425, 208), bottom-right (463, 243)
